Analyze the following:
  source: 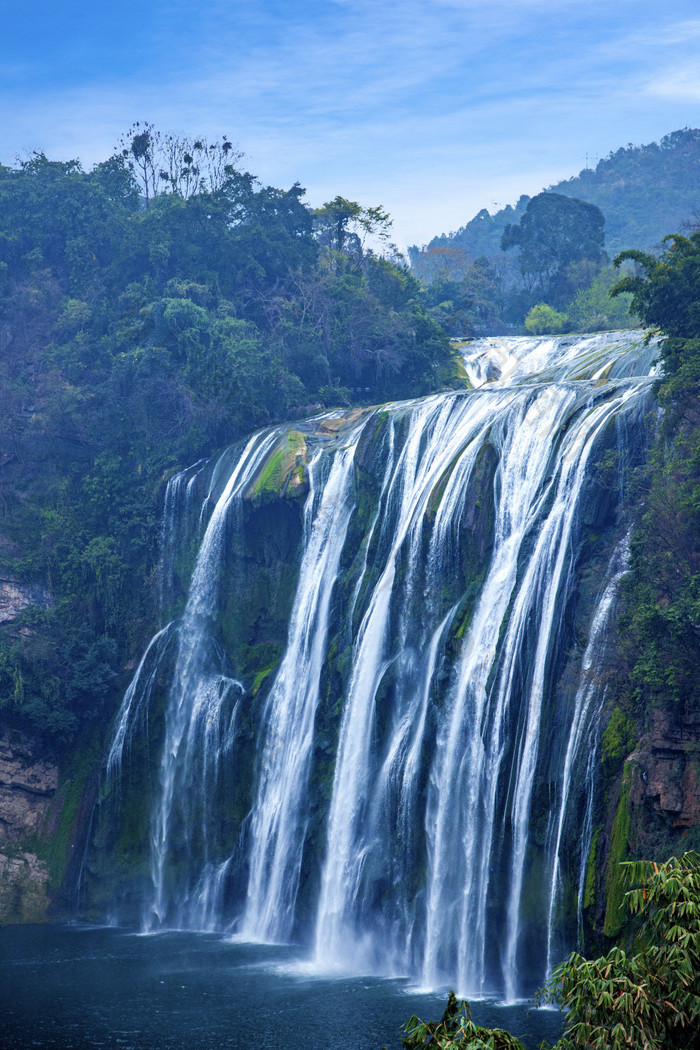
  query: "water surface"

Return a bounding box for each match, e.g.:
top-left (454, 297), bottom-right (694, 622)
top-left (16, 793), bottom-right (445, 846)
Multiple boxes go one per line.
top-left (0, 926), bottom-right (563, 1049)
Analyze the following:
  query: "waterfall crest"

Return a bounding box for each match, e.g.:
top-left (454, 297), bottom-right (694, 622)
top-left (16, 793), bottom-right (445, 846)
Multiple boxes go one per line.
top-left (90, 332), bottom-right (656, 998)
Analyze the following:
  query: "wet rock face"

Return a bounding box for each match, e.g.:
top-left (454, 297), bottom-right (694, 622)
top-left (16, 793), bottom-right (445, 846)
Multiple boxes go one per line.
top-left (0, 851), bottom-right (50, 922)
top-left (0, 731), bottom-right (57, 922)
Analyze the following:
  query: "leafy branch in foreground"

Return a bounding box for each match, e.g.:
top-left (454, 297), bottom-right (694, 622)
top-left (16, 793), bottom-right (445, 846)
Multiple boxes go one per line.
top-left (401, 990), bottom-right (526, 1050)
top-left (543, 851), bottom-right (700, 1049)
top-left (400, 853), bottom-right (700, 1050)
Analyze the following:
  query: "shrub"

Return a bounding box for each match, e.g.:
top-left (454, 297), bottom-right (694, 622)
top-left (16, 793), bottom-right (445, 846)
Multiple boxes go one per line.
top-left (524, 303), bottom-right (568, 335)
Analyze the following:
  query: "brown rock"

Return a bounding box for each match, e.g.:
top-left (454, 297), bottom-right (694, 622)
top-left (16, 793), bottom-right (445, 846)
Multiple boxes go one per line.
top-left (629, 706), bottom-right (700, 832)
top-left (0, 731), bottom-right (58, 922)
top-left (0, 850), bottom-right (50, 923)
top-left (0, 733), bottom-right (57, 842)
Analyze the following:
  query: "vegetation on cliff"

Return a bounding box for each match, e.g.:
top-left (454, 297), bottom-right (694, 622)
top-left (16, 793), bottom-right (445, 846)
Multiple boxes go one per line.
top-left (0, 133), bottom-right (451, 747)
top-left (609, 232), bottom-right (700, 803)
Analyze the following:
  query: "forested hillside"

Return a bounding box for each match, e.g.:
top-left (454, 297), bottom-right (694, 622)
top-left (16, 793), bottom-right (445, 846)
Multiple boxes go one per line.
top-left (0, 132), bottom-right (451, 749)
top-left (413, 128), bottom-right (700, 263)
top-left (409, 128), bottom-right (700, 334)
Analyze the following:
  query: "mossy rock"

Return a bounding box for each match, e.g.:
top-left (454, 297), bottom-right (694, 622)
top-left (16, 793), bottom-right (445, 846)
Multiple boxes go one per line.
top-left (603, 768), bottom-right (631, 938)
top-left (248, 430), bottom-right (309, 504)
top-left (583, 825), bottom-right (601, 913)
top-left (447, 347), bottom-right (472, 388)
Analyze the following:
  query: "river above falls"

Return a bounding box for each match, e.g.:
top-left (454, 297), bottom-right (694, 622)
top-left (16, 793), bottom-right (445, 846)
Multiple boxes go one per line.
top-left (0, 925), bottom-right (564, 1050)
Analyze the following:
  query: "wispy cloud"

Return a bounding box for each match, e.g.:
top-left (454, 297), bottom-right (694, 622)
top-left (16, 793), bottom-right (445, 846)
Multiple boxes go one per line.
top-left (1, 0), bottom-right (698, 247)
top-left (646, 65), bottom-right (700, 102)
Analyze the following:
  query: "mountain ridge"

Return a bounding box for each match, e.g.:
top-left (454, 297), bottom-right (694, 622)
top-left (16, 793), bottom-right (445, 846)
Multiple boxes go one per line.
top-left (410, 127), bottom-right (700, 273)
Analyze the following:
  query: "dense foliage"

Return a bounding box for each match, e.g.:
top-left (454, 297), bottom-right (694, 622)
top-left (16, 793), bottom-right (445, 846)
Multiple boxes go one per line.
top-left (401, 991), bottom-right (526, 1050)
top-left (547, 852), bottom-right (700, 1049)
top-left (611, 234), bottom-right (700, 720)
top-left (0, 138), bottom-right (451, 746)
top-left (501, 193), bottom-right (605, 306)
top-left (403, 853), bottom-right (700, 1049)
top-left (523, 303), bottom-right (567, 335)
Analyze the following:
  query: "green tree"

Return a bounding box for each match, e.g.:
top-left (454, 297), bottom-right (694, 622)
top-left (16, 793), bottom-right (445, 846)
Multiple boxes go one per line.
top-left (422, 255), bottom-right (502, 335)
top-left (545, 852), bottom-right (700, 1049)
top-left (524, 302), bottom-right (567, 334)
top-left (502, 192), bottom-right (606, 305)
top-left (565, 266), bottom-right (635, 332)
top-left (313, 196), bottom-right (394, 267)
top-left (402, 990), bottom-right (526, 1050)
top-left (612, 232), bottom-right (700, 381)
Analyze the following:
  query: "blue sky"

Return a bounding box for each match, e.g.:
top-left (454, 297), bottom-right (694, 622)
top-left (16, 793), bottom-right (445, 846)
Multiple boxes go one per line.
top-left (2, 0), bottom-right (699, 250)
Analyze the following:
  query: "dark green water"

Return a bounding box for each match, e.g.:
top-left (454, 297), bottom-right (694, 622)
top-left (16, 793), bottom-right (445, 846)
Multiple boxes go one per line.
top-left (0, 926), bottom-right (564, 1049)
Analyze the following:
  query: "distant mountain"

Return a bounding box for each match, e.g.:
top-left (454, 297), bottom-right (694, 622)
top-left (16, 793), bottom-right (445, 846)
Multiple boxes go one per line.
top-left (410, 128), bottom-right (700, 276)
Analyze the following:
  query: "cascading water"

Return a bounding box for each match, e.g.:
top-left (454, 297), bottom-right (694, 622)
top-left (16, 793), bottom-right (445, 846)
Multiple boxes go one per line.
top-left (88, 332), bottom-right (657, 999)
top-left (241, 437), bottom-right (364, 942)
top-left (543, 532), bottom-right (631, 979)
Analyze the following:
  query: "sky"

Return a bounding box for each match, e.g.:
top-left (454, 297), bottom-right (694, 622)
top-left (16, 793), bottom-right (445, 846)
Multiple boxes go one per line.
top-left (2, 0), bottom-right (700, 251)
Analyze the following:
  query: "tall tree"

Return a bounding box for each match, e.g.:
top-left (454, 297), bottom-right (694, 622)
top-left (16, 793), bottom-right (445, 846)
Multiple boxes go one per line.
top-left (501, 192), bottom-right (606, 303)
top-left (313, 196), bottom-right (394, 267)
top-left (117, 122), bottom-right (243, 204)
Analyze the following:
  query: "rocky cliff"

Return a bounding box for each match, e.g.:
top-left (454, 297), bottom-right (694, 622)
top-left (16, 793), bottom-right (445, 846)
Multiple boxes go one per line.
top-left (0, 731), bottom-right (57, 922)
top-left (629, 705), bottom-right (700, 849)
top-left (0, 579), bottom-right (51, 625)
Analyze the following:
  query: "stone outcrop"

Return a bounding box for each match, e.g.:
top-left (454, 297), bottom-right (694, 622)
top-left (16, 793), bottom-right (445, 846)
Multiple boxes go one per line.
top-left (587, 704), bottom-right (700, 944)
top-left (627, 705), bottom-right (700, 854)
top-left (0, 731), bottom-right (57, 922)
top-left (0, 850), bottom-right (51, 922)
top-left (0, 732), bottom-right (58, 837)
top-left (0, 579), bottom-right (51, 624)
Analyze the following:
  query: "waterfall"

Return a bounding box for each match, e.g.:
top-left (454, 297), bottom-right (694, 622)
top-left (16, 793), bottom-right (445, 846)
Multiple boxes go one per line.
top-left (90, 332), bottom-right (656, 998)
top-left (148, 428), bottom-right (280, 928)
top-left (158, 459), bottom-right (207, 619)
top-left (241, 433), bottom-right (366, 942)
top-left (543, 532), bottom-right (631, 979)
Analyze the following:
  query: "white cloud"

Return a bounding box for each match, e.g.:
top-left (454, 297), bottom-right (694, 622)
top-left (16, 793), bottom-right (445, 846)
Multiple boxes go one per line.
top-left (646, 64), bottom-right (700, 102)
top-left (1, 0), bottom-right (697, 248)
